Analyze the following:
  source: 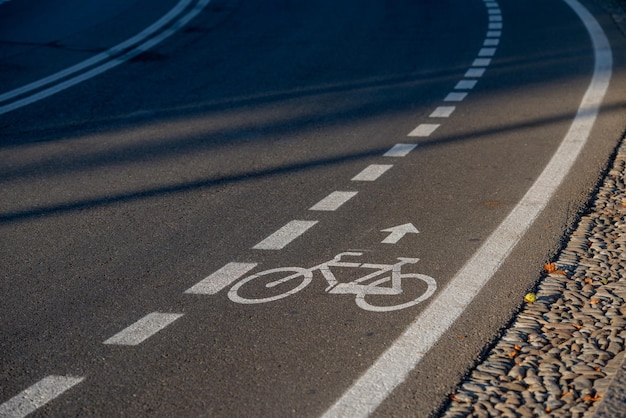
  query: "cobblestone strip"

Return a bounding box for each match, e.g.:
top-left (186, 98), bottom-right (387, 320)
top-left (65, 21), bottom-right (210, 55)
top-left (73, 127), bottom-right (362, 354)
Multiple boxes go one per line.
top-left (441, 138), bottom-right (626, 417)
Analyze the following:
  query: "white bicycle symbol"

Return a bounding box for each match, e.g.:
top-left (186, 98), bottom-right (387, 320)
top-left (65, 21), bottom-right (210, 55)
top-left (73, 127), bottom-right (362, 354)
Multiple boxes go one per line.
top-left (228, 252), bottom-right (437, 312)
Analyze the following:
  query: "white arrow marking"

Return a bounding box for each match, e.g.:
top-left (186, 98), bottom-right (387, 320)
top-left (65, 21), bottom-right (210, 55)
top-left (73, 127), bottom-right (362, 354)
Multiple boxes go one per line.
top-left (380, 223), bottom-right (419, 244)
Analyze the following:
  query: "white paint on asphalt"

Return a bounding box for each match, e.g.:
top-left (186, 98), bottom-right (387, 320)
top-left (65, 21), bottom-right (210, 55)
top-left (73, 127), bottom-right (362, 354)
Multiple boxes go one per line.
top-left (0, 0), bottom-right (212, 116)
top-left (322, 0), bottom-right (612, 415)
top-left (479, 47), bottom-right (497, 57)
top-left (489, 23), bottom-right (503, 30)
top-left (380, 223), bottom-right (419, 244)
top-left (430, 106), bottom-right (456, 118)
top-left (384, 143), bottom-right (418, 157)
top-left (351, 164), bottom-right (393, 181)
top-left (253, 220), bottom-right (319, 250)
top-left (455, 80), bottom-right (478, 90)
top-left (487, 30), bottom-right (502, 37)
top-left (444, 92), bottom-right (468, 102)
top-left (473, 58), bottom-right (492, 66)
top-left (465, 68), bottom-right (485, 78)
top-left (104, 312), bottom-right (184, 346)
top-left (309, 191), bottom-right (358, 211)
top-left (484, 38), bottom-right (500, 46)
top-left (408, 123), bottom-right (440, 137)
top-left (185, 262), bottom-right (258, 295)
top-left (0, 376), bottom-right (84, 418)
top-left (489, 15), bottom-right (503, 22)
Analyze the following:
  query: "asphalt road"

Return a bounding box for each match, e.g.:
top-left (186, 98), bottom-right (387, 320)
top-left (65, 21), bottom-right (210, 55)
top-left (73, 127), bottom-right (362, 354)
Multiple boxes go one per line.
top-left (1, 0), bottom-right (625, 416)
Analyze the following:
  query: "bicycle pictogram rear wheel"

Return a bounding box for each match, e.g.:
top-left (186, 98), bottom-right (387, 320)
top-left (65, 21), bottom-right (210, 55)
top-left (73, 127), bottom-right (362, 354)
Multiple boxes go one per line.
top-left (355, 273), bottom-right (437, 312)
top-left (228, 267), bottom-right (313, 304)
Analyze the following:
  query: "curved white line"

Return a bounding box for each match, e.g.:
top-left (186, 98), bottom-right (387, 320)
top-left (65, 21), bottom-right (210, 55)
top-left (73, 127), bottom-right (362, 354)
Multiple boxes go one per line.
top-left (0, 0), bottom-right (211, 115)
top-left (322, 0), bottom-right (612, 416)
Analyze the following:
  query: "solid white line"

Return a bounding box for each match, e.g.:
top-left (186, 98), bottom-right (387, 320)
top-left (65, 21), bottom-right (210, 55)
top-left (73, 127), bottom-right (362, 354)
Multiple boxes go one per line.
top-left (444, 92), bottom-right (468, 102)
top-left (0, 0), bottom-right (212, 116)
top-left (253, 220), bottom-right (318, 250)
top-left (408, 123), bottom-right (440, 137)
top-left (322, 0), bottom-right (611, 415)
top-left (455, 80), bottom-right (478, 90)
top-left (185, 262), bottom-right (258, 294)
top-left (465, 68), bottom-right (486, 78)
top-left (104, 312), bottom-right (183, 345)
top-left (384, 143), bottom-right (418, 157)
top-left (310, 191), bottom-right (358, 211)
top-left (0, 375), bottom-right (84, 418)
top-left (351, 164), bottom-right (393, 181)
top-left (430, 106), bottom-right (456, 118)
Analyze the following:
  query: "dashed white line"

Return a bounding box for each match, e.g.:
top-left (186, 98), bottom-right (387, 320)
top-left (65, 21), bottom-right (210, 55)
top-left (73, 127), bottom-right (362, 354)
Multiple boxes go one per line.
top-left (408, 123), bottom-right (440, 137)
top-left (489, 15), bottom-right (503, 22)
top-left (384, 143), bottom-right (418, 157)
top-left (430, 106), bottom-right (456, 118)
top-left (103, 312), bottom-right (183, 346)
top-left (253, 220), bottom-right (318, 250)
top-left (473, 58), bottom-right (492, 66)
top-left (489, 22), bottom-right (503, 30)
top-left (465, 68), bottom-right (485, 78)
top-left (0, 376), bottom-right (84, 418)
top-left (484, 38), bottom-right (500, 46)
top-left (487, 30), bottom-right (502, 37)
top-left (185, 262), bottom-right (258, 295)
top-left (479, 47), bottom-right (497, 57)
top-left (352, 164), bottom-right (393, 181)
top-left (444, 92), bottom-right (468, 102)
top-left (309, 191), bottom-right (358, 211)
top-left (455, 80), bottom-right (478, 90)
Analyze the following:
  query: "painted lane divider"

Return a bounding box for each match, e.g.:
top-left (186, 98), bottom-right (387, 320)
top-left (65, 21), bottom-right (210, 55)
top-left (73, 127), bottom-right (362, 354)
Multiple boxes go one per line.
top-left (0, 376), bottom-right (85, 418)
top-left (253, 220), bottom-right (319, 250)
top-left (351, 164), bottom-right (393, 181)
top-left (430, 106), bottom-right (456, 118)
top-left (408, 123), bottom-right (440, 137)
top-left (384, 143), bottom-right (418, 157)
top-left (185, 262), bottom-right (258, 295)
top-left (103, 312), bottom-right (184, 346)
top-left (309, 191), bottom-right (358, 212)
top-left (444, 92), bottom-right (468, 102)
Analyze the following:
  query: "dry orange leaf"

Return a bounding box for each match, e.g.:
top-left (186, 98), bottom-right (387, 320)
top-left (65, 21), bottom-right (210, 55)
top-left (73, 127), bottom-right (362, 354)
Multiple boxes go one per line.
top-left (573, 323), bottom-right (583, 330)
top-left (584, 278), bottom-right (594, 284)
top-left (582, 393), bottom-right (602, 402)
top-left (508, 350), bottom-right (518, 358)
top-left (545, 407), bottom-right (552, 413)
top-left (448, 393), bottom-right (462, 402)
top-left (514, 344), bottom-right (522, 351)
top-left (591, 298), bottom-right (601, 305)
top-left (544, 263), bottom-right (567, 276)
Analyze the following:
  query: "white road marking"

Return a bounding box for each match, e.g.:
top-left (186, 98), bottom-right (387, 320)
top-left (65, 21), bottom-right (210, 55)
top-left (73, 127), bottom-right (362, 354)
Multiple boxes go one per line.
top-left (455, 80), bottom-right (478, 90)
top-left (484, 38), bottom-right (500, 46)
top-left (444, 92), bottom-right (468, 102)
top-left (351, 164), bottom-right (393, 181)
top-left (430, 106), bottom-right (456, 118)
top-left (0, 0), bottom-right (212, 116)
top-left (487, 30), bottom-right (502, 37)
top-left (384, 143), bottom-right (418, 157)
top-left (310, 191), bottom-right (358, 211)
top-left (489, 22), bottom-right (503, 30)
top-left (253, 220), bottom-right (318, 250)
top-left (488, 8), bottom-right (501, 14)
top-left (103, 312), bottom-right (183, 345)
top-left (322, 0), bottom-right (611, 415)
top-left (0, 376), bottom-right (84, 418)
top-left (185, 262), bottom-right (258, 295)
top-left (479, 47), bottom-right (497, 57)
top-left (408, 123), bottom-right (440, 137)
top-left (380, 223), bottom-right (419, 244)
top-left (465, 68), bottom-right (485, 78)
top-left (489, 15), bottom-right (503, 22)
top-left (473, 58), bottom-right (492, 66)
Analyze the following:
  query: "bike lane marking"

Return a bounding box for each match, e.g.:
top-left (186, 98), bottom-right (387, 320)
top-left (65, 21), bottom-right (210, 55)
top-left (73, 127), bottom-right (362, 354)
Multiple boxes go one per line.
top-left (323, 0), bottom-right (612, 415)
top-left (185, 262), bottom-right (258, 295)
top-left (252, 220), bottom-right (319, 250)
top-left (351, 164), bottom-right (394, 181)
top-left (0, 375), bottom-right (85, 418)
top-left (103, 312), bottom-right (184, 346)
top-left (309, 191), bottom-right (359, 211)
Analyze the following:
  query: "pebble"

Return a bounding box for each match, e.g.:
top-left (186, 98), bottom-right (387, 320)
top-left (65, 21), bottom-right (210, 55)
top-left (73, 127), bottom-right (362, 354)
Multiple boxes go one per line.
top-left (441, 60), bottom-right (626, 416)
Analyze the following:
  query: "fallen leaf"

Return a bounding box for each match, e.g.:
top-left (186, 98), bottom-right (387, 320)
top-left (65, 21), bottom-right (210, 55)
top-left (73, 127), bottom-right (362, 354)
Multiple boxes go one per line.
top-left (591, 298), bottom-right (601, 305)
top-left (573, 323), bottom-right (583, 330)
top-left (584, 278), bottom-right (594, 284)
top-left (524, 293), bottom-right (537, 303)
top-left (448, 394), bottom-right (462, 402)
top-left (582, 393), bottom-right (602, 402)
top-left (544, 262), bottom-right (567, 275)
top-left (514, 344), bottom-right (522, 351)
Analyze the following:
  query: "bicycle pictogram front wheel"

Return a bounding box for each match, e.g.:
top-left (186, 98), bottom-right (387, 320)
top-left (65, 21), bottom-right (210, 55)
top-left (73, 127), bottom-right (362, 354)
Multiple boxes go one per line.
top-left (228, 267), bottom-right (313, 304)
top-left (355, 273), bottom-right (437, 312)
